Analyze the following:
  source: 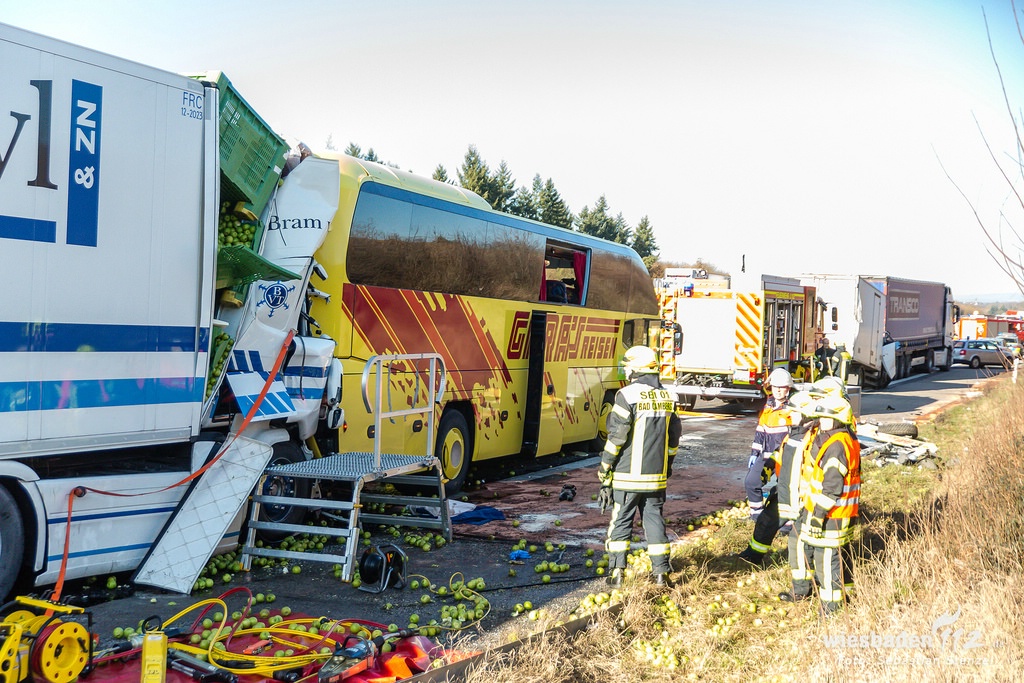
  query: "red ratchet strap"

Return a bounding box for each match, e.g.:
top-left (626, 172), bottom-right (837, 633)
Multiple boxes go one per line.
top-left (51, 330), bottom-right (295, 601)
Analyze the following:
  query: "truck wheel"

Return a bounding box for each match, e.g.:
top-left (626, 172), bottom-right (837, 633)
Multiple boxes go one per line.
top-left (939, 347), bottom-right (952, 371)
top-left (0, 486), bottom-right (25, 601)
top-left (436, 410), bottom-right (472, 495)
top-left (256, 442), bottom-right (311, 543)
top-left (923, 352), bottom-right (935, 373)
top-left (877, 422), bottom-right (919, 439)
top-left (677, 396), bottom-right (696, 412)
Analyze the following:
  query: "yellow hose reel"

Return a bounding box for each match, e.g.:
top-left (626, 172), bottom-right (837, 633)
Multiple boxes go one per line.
top-left (0, 597), bottom-right (92, 683)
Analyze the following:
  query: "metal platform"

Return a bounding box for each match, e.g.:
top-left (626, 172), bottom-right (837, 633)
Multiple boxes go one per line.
top-left (264, 452), bottom-right (435, 480)
top-left (240, 353), bottom-right (452, 582)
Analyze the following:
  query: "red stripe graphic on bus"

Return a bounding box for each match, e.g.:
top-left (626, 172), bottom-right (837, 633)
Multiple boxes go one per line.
top-left (344, 284), bottom-right (514, 395)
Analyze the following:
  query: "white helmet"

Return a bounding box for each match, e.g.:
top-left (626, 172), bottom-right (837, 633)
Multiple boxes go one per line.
top-left (767, 368), bottom-right (794, 388)
top-left (623, 346), bottom-right (659, 375)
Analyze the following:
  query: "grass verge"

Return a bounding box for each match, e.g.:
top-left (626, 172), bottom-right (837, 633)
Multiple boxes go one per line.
top-left (456, 374), bottom-right (1024, 682)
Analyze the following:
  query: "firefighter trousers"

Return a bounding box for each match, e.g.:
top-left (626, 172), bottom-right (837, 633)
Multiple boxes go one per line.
top-left (788, 520), bottom-right (855, 609)
top-left (605, 489), bottom-right (670, 574)
top-left (744, 453), bottom-right (771, 512)
top-left (747, 488), bottom-right (790, 555)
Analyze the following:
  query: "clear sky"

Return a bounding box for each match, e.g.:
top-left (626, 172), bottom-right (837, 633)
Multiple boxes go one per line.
top-left (5, 0), bottom-right (1024, 300)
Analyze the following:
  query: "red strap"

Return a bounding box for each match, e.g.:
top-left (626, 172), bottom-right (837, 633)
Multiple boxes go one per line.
top-left (51, 330), bottom-right (295, 601)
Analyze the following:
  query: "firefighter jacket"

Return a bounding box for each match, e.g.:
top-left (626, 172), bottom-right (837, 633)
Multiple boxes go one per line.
top-left (798, 427), bottom-right (861, 548)
top-left (774, 421), bottom-right (818, 521)
top-left (600, 373), bottom-right (682, 492)
top-left (750, 396), bottom-right (795, 462)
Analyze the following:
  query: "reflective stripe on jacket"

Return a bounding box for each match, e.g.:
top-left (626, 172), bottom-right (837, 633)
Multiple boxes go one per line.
top-left (800, 428), bottom-right (861, 547)
top-left (775, 423), bottom-right (818, 521)
top-left (601, 373), bottom-right (682, 492)
top-left (750, 397), bottom-right (794, 461)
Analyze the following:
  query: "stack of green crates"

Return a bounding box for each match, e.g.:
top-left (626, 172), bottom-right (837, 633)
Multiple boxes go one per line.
top-left (196, 71), bottom-right (289, 219)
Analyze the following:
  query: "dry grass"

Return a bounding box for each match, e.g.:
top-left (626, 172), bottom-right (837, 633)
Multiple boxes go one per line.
top-left (455, 375), bottom-right (1024, 682)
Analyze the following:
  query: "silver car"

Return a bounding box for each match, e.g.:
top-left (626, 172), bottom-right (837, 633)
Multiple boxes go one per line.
top-left (953, 339), bottom-right (1012, 368)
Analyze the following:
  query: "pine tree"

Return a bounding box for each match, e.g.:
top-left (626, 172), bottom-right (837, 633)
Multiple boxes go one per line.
top-left (457, 145), bottom-right (495, 206)
top-left (432, 164), bottom-right (449, 183)
top-left (538, 178), bottom-right (573, 229)
top-left (508, 185), bottom-right (538, 219)
top-left (631, 215), bottom-right (659, 270)
top-left (325, 134), bottom-right (337, 151)
top-left (576, 195), bottom-right (624, 242)
top-left (364, 148), bottom-right (380, 163)
top-left (344, 142), bottom-right (362, 158)
top-left (491, 161), bottom-right (516, 213)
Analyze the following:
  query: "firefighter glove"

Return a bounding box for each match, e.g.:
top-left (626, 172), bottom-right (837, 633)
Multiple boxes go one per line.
top-left (598, 465), bottom-right (613, 486)
top-left (747, 454), bottom-right (757, 469)
top-left (805, 514), bottom-right (825, 539)
top-left (598, 486), bottom-right (613, 515)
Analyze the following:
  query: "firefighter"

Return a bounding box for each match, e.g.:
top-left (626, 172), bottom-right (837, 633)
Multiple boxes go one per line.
top-left (737, 370), bottom-right (806, 569)
top-left (598, 345), bottom-right (682, 588)
top-left (781, 393), bottom-right (860, 616)
top-left (737, 368), bottom-right (796, 566)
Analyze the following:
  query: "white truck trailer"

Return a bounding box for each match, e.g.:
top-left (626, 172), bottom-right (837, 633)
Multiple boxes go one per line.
top-left (0, 23), bottom-right (352, 600)
top-left (800, 274), bottom-right (958, 388)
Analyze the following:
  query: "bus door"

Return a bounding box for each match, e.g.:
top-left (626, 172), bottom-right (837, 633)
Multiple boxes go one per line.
top-left (523, 311), bottom-right (569, 457)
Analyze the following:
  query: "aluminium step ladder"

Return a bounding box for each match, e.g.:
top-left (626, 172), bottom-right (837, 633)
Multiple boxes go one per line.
top-left (240, 353), bottom-right (452, 581)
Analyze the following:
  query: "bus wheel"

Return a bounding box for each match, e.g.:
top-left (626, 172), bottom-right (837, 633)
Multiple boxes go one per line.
top-left (589, 392), bottom-right (616, 454)
top-left (256, 442), bottom-right (311, 544)
top-left (436, 411), bottom-right (472, 495)
top-left (0, 485), bottom-right (25, 600)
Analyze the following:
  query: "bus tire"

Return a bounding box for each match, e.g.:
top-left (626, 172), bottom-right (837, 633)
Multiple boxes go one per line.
top-left (256, 442), bottom-right (311, 544)
top-left (0, 485), bottom-right (25, 601)
top-left (436, 410), bottom-right (472, 495)
top-left (589, 391), bottom-right (617, 454)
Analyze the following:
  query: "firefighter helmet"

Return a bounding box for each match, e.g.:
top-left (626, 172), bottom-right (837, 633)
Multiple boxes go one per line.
top-left (623, 346), bottom-right (659, 375)
top-left (812, 376), bottom-right (848, 399)
top-left (767, 368), bottom-right (794, 388)
top-left (788, 390), bottom-right (819, 418)
top-left (811, 394), bottom-right (855, 425)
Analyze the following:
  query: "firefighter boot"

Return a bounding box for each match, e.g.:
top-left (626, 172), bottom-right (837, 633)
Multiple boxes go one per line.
top-left (653, 573), bottom-right (674, 589)
top-left (606, 568), bottom-right (623, 588)
top-left (737, 547), bottom-right (770, 568)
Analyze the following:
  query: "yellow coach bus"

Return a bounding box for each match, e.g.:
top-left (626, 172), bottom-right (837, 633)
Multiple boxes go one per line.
top-left (308, 155), bottom-right (659, 492)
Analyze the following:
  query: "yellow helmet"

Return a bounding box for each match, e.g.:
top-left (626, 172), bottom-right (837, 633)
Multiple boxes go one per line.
top-left (623, 346), bottom-right (659, 374)
top-left (787, 390), bottom-right (820, 419)
top-left (811, 394), bottom-right (855, 425)
top-left (812, 376), bottom-right (848, 400)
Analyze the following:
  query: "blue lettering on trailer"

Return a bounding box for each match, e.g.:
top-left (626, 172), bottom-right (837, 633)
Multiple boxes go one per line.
top-left (66, 80), bottom-right (102, 247)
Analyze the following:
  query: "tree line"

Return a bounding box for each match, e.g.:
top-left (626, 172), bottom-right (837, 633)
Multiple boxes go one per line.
top-left (340, 141), bottom-right (661, 271)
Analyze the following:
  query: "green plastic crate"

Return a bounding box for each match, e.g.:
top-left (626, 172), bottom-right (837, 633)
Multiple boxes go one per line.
top-left (198, 71), bottom-right (289, 217)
